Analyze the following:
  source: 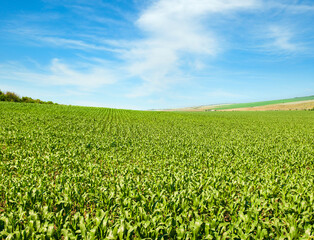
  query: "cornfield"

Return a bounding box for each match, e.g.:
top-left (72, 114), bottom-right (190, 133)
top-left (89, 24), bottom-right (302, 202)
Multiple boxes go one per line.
top-left (0, 102), bottom-right (313, 239)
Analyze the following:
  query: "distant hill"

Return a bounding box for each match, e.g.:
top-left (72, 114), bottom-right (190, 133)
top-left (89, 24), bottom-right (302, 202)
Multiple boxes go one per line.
top-left (0, 90), bottom-right (56, 104)
top-left (211, 96), bottom-right (314, 110)
top-left (166, 96), bottom-right (314, 112)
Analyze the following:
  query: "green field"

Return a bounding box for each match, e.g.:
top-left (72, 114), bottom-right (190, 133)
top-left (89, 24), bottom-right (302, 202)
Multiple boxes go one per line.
top-left (0, 102), bottom-right (313, 239)
top-left (211, 95), bottom-right (314, 110)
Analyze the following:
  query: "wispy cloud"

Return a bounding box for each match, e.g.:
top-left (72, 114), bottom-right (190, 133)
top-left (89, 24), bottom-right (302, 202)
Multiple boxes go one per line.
top-left (267, 26), bottom-right (300, 52)
top-left (266, 1), bottom-right (314, 14)
top-left (123, 0), bottom-right (258, 97)
top-left (37, 37), bottom-right (120, 52)
top-left (3, 23), bottom-right (119, 52)
top-left (0, 59), bottom-right (117, 90)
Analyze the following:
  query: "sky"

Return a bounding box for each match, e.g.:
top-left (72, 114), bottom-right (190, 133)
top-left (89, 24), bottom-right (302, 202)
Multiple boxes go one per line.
top-left (0, 0), bottom-right (314, 110)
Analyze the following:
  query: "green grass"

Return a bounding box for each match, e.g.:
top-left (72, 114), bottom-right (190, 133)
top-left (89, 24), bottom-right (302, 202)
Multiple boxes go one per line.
top-left (0, 102), bottom-right (313, 239)
top-left (212, 95), bottom-right (314, 110)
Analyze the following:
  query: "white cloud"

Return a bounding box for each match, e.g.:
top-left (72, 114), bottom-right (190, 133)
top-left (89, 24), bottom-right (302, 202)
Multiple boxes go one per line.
top-left (265, 1), bottom-right (314, 14)
top-left (37, 37), bottom-right (119, 52)
top-left (268, 26), bottom-right (300, 52)
top-left (0, 59), bottom-right (117, 90)
top-left (124, 0), bottom-right (258, 97)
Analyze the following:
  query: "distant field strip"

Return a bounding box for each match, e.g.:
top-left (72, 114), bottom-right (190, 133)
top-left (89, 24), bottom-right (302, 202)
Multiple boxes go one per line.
top-left (0, 102), bottom-right (313, 239)
top-left (222, 100), bottom-right (314, 111)
top-left (212, 95), bottom-right (314, 110)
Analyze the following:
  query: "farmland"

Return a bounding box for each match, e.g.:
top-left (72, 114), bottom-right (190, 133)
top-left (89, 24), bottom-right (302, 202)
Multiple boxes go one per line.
top-left (166, 96), bottom-right (314, 112)
top-left (0, 102), bottom-right (313, 239)
top-left (211, 96), bottom-right (314, 110)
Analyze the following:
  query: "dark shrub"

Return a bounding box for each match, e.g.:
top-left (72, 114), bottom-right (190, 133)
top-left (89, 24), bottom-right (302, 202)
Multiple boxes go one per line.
top-left (22, 96), bottom-right (36, 103)
top-left (0, 90), bottom-right (55, 104)
top-left (0, 90), bottom-right (5, 101)
top-left (5, 92), bottom-right (21, 102)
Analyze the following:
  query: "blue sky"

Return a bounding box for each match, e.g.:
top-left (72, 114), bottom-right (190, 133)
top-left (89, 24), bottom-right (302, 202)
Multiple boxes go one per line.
top-left (0, 0), bottom-right (313, 110)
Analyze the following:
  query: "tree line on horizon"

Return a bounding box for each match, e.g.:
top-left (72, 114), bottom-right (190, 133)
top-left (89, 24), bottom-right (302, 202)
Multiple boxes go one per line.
top-left (0, 90), bottom-right (56, 104)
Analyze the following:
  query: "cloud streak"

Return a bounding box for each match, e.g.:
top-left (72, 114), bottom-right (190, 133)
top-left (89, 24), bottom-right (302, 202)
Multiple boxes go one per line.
top-left (0, 59), bottom-right (117, 90)
top-left (37, 37), bottom-right (120, 52)
top-left (268, 26), bottom-right (298, 51)
top-left (266, 1), bottom-right (314, 14)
